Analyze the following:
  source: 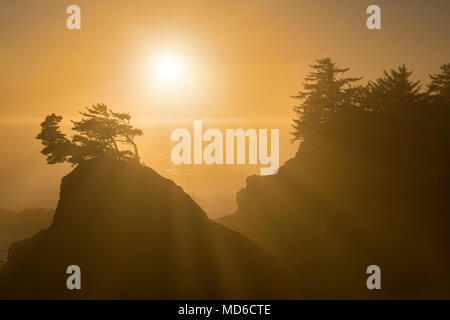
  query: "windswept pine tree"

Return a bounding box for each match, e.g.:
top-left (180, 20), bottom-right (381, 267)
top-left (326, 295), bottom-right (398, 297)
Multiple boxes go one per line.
top-left (36, 114), bottom-right (73, 164)
top-left (36, 104), bottom-right (143, 165)
top-left (290, 57), bottom-right (362, 141)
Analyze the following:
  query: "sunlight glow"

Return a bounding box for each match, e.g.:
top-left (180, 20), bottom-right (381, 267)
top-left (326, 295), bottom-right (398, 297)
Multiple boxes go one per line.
top-left (139, 48), bottom-right (209, 106)
top-left (154, 54), bottom-right (183, 83)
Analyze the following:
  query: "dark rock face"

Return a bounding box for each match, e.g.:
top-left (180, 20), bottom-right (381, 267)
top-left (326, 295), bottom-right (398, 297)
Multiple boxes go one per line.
top-left (0, 158), bottom-right (293, 299)
top-left (219, 110), bottom-right (450, 299)
top-left (0, 208), bottom-right (53, 238)
top-left (0, 208), bottom-right (53, 267)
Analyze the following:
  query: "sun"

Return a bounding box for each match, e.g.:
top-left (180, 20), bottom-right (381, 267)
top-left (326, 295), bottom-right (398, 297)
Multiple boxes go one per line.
top-left (140, 49), bottom-right (202, 102)
top-left (154, 54), bottom-right (183, 83)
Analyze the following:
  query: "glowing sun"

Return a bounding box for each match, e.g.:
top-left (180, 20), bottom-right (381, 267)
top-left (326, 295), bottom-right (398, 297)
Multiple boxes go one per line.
top-left (154, 54), bottom-right (183, 83)
top-left (141, 50), bottom-right (201, 101)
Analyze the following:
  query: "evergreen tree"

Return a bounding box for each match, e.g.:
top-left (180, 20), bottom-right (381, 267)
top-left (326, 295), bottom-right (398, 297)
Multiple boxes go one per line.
top-left (36, 104), bottom-right (143, 165)
top-left (36, 114), bottom-right (74, 164)
top-left (362, 65), bottom-right (423, 113)
top-left (291, 57), bottom-right (361, 141)
top-left (428, 63), bottom-right (450, 104)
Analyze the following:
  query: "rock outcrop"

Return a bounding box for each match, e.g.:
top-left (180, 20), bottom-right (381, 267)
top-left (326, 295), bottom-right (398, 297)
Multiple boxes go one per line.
top-left (0, 158), bottom-right (294, 299)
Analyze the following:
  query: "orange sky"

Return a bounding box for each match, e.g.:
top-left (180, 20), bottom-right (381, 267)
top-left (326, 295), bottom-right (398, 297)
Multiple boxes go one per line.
top-left (1, 0), bottom-right (449, 216)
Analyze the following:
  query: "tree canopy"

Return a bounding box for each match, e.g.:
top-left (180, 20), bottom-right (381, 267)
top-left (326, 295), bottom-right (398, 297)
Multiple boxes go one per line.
top-left (428, 63), bottom-right (450, 104)
top-left (360, 65), bottom-right (423, 113)
top-left (36, 104), bottom-right (143, 165)
top-left (291, 58), bottom-right (449, 142)
top-left (291, 57), bottom-right (362, 141)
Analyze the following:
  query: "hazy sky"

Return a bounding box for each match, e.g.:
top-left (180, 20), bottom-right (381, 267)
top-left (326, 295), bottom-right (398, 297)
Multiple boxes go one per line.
top-left (1, 0), bottom-right (449, 119)
top-left (0, 0), bottom-right (449, 216)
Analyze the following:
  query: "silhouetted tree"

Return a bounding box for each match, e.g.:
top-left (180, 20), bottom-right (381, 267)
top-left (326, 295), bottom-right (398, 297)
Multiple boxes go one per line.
top-left (428, 63), bottom-right (450, 104)
top-left (110, 111), bottom-right (143, 163)
top-left (291, 57), bottom-right (362, 141)
top-left (36, 104), bottom-right (143, 165)
top-left (361, 65), bottom-right (423, 113)
top-left (36, 114), bottom-right (74, 164)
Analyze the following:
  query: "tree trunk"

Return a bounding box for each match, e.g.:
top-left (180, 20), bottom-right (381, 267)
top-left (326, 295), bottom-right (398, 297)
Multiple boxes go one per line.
top-left (131, 140), bottom-right (140, 164)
